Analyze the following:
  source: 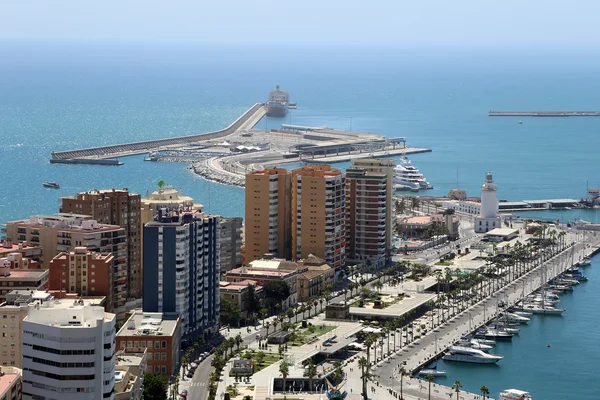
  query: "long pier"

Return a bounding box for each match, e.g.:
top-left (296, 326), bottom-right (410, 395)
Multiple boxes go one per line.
top-left (50, 103), bottom-right (266, 165)
top-left (489, 110), bottom-right (600, 117)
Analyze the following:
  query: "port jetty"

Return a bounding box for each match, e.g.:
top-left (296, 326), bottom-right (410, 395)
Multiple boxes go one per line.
top-left (50, 100), bottom-right (431, 187)
top-left (489, 110), bottom-right (600, 117)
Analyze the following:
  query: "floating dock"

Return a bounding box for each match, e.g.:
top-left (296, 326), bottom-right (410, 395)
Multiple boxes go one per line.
top-left (489, 110), bottom-right (600, 117)
top-left (50, 103), bottom-right (266, 165)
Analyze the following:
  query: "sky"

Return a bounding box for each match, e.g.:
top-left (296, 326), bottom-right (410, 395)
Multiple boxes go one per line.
top-left (1, 0), bottom-right (599, 47)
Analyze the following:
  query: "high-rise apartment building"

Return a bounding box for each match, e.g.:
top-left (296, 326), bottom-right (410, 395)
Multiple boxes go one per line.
top-left (219, 217), bottom-right (243, 276)
top-left (0, 265), bottom-right (48, 304)
top-left (4, 215), bottom-right (128, 320)
top-left (48, 248), bottom-right (116, 313)
top-left (60, 189), bottom-right (142, 298)
top-left (143, 209), bottom-right (220, 336)
top-left (346, 164), bottom-right (390, 268)
top-left (244, 168), bottom-right (292, 264)
top-left (291, 165), bottom-right (346, 268)
top-left (21, 299), bottom-right (116, 400)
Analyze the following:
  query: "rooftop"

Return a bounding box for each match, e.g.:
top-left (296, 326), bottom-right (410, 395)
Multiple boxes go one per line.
top-left (0, 367), bottom-right (21, 398)
top-left (484, 228), bottom-right (519, 236)
top-left (24, 298), bottom-right (114, 327)
top-left (403, 216), bottom-right (433, 225)
top-left (219, 280), bottom-right (263, 292)
top-left (228, 267), bottom-right (296, 278)
top-left (249, 258), bottom-right (300, 270)
top-left (9, 214), bottom-right (123, 232)
top-left (0, 269), bottom-right (48, 280)
top-left (117, 311), bottom-right (180, 338)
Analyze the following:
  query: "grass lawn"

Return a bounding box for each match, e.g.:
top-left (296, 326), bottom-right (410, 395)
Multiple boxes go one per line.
top-left (232, 351), bottom-right (280, 375)
top-left (288, 325), bottom-right (337, 346)
top-left (434, 261), bottom-right (453, 266)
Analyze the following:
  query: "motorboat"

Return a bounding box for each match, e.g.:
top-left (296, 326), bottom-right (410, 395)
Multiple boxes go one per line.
top-left (43, 181), bottom-right (60, 189)
top-left (498, 312), bottom-right (530, 324)
top-left (508, 309), bottom-right (533, 318)
top-left (442, 346), bottom-right (503, 364)
top-left (457, 338), bottom-right (493, 352)
top-left (393, 154), bottom-right (433, 191)
top-left (487, 323), bottom-right (519, 335)
top-left (499, 388), bottom-right (533, 400)
top-left (578, 257), bottom-right (592, 267)
top-left (418, 368), bottom-right (447, 377)
top-left (474, 328), bottom-right (513, 341)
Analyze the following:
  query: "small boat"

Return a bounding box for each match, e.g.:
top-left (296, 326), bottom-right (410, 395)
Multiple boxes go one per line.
top-left (418, 369), bottom-right (447, 377)
top-left (487, 323), bottom-right (519, 335)
top-left (43, 181), bottom-right (60, 189)
top-left (578, 257), bottom-right (592, 267)
top-left (474, 328), bottom-right (513, 341)
top-left (498, 312), bottom-right (530, 324)
top-left (518, 120), bottom-right (523, 124)
top-left (499, 388), bottom-right (532, 400)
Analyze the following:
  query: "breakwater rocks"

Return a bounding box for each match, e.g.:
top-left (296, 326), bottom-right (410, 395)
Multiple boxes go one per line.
top-left (193, 158), bottom-right (245, 187)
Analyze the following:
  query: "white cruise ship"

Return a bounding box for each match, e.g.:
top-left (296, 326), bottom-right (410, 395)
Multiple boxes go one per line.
top-left (393, 155), bottom-right (433, 191)
top-left (442, 346), bottom-right (503, 364)
top-left (499, 389), bottom-right (533, 400)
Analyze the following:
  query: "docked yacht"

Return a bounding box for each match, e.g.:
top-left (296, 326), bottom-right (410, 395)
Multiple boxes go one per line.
top-left (578, 257), bottom-right (592, 267)
top-left (498, 312), bottom-right (530, 324)
top-left (442, 346), bottom-right (503, 364)
top-left (487, 323), bottom-right (519, 335)
top-left (522, 304), bottom-right (564, 315)
top-left (393, 155), bottom-right (433, 191)
top-left (499, 388), bottom-right (533, 400)
top-left (474, 328), bottom-right (513, 341)
top-left (457, 338), bottom-right (493, 352)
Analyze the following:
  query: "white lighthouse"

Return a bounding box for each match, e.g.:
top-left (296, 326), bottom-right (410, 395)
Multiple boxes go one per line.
top-left (475, 171), bottom-right (502, 233)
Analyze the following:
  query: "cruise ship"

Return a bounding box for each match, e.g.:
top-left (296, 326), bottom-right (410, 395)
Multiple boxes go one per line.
top-left (442, 346), bottom-right (503, 364)
top-left (393, 155), bottom-right (433, 191)
top-left (266, 84), bottom-right (289, 117)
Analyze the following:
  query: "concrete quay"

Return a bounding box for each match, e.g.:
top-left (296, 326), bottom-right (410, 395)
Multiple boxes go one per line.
top-left (489, 110), bottom-right (600, 117)
top-left (373, 231), bottom-right (598, 400)
top-left (49, 103), bottom-right (266, 164)
top-left (301, 147), bottom-right (431, 164)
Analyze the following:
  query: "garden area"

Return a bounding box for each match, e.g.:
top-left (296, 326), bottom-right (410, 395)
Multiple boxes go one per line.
top-left (286, 324), bottom-right (336, 346)
top-left (351, 287), bottom-right (408, 309)
top-left (234, 350), bottom-right (280, 374)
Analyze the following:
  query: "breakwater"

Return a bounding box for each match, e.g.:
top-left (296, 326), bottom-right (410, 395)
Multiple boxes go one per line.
top-left (50, 103), bottom-right (265, 164)
top-left (489, 110), bottom-right (600, 117)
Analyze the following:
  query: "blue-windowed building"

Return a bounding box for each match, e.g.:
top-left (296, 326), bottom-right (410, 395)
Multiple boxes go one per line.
top-left (143, 208), bottom-right (220, 337)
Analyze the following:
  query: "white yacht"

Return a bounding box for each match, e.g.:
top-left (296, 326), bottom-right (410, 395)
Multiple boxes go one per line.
top-left (522, 304), bottom-right (564, 315)
top-left (457, 338), bottom-right (493, 352)
top-left (498, 312), bottom-right (530, 324)
top-left (442, 346), bottom-right (503, 364)
top-left (499, 388), bottom-right (533, 400)
top-left (393, 155), bottom-right (433, 191)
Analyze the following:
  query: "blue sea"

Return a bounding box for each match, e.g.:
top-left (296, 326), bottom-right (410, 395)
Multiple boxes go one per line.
top-left (2, 42), bottom-right (600, 398)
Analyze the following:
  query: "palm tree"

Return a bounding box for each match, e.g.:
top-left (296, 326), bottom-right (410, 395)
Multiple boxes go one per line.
top-left (480, 385), bottom-right (490, 400)
top-left (265, 321), bottom-right (271, 337)
top-left (364, 334), bottom-right (376, 366)
top-left (398, 366), bottom-right (407, 400)
top-left (304, 359), bottom-right (317, 392)
top-left (424, 374), bottom-right (435, 400)
top-left (358, 356), bottom-right (372, 400)
top-left (452, 381), bottom-right (462, 400)
top-left (235, 333), bottom-right (243, 352)
top-left (333, 360), bottom-right (345, 383)
top-left (279, 359), bottom-right (290, 393)
top-left (228, 337), bottom-right (236, 356)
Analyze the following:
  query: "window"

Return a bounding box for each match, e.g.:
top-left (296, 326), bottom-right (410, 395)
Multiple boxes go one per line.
top-left (134, 341), bottom-right (139, 348)
top-left (127, 341), bottom-right (133, 348)
top-left (147, 341), bottom-right (153, 349)
top-left (120, 342), bottom-right (126, 349)
top-left (154, 365), bottom-right (160, 373)
top-left (155, 341), bottom-right (160, 349)
top-left (141, 341), bottom-right (146, 348)
top-left (161, 341), bottom-right (167, 349)
top-left (147, 353), bottom-right (152, 360)
top-left (161, 365), bottom-right (167, 374)
top-left (161, 352), bottom-right (167, 361)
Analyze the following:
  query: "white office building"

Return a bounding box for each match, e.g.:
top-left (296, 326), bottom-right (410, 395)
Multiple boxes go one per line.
top-left (22, 299), bottom-right (116, 400)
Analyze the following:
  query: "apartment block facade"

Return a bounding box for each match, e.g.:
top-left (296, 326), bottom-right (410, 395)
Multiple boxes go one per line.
top-left (345, 165), bottom-right (390, 267)
top-left (291, 165), bottom-right (346, 268)
top-left (219, 217), bottom-right (243, 276)
top-left (143, 209), bottom-right (220, 336)
top-left (60, 189), bottom-right (142, 299)
top-left (244, 168), bottom-right (292, 264)
top-left (48, 248), bottom-right (116, 313)
top-left (4, 215), bottom-right (128, 320)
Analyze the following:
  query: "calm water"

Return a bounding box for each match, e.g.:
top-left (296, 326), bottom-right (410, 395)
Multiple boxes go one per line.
top-left (2, 42), bottom-right (600, 398)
